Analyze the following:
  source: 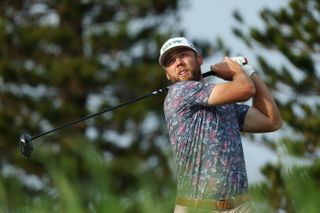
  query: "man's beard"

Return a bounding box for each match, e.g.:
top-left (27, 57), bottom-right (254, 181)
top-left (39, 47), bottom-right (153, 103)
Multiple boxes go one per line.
top-left (170, 64), bottom-right (202, 83)
top-left (190, 65), bottom-right (202, 81)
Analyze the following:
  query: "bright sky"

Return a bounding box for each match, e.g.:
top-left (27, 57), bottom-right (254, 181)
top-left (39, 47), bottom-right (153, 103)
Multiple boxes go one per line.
top-left (180, 0), bottom-right (290, 183)
top-left (180, 0), bottom-right (289, 68)
top-left (180, 0), bottom-right (288, 50)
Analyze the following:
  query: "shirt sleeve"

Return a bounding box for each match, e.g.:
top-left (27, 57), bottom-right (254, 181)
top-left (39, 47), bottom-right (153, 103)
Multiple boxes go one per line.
top-left (235, 104), bottom-right (250, 131)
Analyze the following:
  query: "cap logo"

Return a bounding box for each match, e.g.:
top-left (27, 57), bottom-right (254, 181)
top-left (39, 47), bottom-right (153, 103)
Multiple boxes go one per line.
top-left (161, 39), bottom-right (184, 53)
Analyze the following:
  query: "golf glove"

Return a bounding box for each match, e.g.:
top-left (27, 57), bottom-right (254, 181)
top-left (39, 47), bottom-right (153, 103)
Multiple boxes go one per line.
top-left (231, 56), bottom-right (256, 77)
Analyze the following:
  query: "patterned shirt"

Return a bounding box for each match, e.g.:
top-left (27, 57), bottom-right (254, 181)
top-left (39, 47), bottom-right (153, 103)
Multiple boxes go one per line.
top-left (164, 81), bottom-right (249, 200)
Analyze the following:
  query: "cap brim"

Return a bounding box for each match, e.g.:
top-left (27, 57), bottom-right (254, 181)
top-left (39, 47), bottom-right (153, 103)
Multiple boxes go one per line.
top-left (158, 46), bottom-right (196, 66)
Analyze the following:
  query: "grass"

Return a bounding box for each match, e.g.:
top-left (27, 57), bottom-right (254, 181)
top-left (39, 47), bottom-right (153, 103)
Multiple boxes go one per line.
top-left (1, 137), bottom-right (319, 212)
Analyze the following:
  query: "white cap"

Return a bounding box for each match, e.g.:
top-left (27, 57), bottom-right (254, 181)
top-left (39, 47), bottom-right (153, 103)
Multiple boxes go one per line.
top-left (158, 37), bottom-right (198, 66)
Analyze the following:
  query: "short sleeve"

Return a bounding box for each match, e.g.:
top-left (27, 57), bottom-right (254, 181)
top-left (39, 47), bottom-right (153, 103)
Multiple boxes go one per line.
top-left (235, 104), bottom-right (250, 131)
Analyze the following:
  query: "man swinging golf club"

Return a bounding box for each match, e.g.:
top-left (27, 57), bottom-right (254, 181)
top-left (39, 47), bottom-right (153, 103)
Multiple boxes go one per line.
top-left (159, 37), bottom-right (282, 212)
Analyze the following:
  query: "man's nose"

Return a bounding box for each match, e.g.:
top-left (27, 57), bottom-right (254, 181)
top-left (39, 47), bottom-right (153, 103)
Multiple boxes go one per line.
top-left (175, 57), bottom-right (184, 66)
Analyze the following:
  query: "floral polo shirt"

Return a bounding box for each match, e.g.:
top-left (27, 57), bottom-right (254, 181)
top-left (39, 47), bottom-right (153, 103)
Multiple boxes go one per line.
top-left (164, 80), bottom-right (250, 200)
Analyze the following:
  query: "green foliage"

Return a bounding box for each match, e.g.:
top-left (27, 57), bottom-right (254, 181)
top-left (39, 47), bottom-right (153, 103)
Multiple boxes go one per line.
top-left (250, 165), bottom-right (320, 213)
top-left (0, 0), bottom-right (191, 211)
top-left (231, 0), bottom-right (320, 211)
top-left (1, 144), bottom-right (319, 212)
top-left (0, 137), bottom-right (175, 212)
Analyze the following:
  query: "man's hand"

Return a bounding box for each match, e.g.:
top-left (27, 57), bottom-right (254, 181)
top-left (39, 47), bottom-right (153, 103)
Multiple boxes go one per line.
top-left (241, 64), bottom-right (256, 77)
top-left (229, 56), bottom-right (256, 77)
top-left (210, 57), bottom-right (244, 81)
top-left (207, 57), bottom-right (256, 106)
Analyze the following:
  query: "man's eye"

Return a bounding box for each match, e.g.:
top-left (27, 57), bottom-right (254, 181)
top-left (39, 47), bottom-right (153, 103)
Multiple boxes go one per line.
top-left (165, 58), bottom-right (174, 66)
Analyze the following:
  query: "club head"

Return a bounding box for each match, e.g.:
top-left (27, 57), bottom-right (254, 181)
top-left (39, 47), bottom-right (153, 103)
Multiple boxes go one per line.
top-left (19, 133), bottom-right (33, 158)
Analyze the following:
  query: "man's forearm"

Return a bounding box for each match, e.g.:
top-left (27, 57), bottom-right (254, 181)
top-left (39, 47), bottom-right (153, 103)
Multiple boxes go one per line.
top-left (251, 73), bottom-right (282, 130)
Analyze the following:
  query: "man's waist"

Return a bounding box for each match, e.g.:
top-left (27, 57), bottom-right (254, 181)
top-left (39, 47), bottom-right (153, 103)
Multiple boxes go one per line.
top-left (175, 193), bottom-right (250, 211)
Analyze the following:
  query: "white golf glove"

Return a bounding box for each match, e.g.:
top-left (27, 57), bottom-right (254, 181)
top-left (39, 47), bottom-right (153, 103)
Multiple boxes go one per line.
top-left (230, 56), bottom-right (256, 77)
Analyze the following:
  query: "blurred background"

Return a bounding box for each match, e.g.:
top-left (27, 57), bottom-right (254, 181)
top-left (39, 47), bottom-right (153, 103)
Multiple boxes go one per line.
top-left (0, 0), bottom-right (319, 212)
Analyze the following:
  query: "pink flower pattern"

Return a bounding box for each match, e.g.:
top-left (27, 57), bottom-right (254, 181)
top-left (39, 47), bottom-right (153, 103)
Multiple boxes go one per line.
top-left (164, 81), bottom-right (249, 199)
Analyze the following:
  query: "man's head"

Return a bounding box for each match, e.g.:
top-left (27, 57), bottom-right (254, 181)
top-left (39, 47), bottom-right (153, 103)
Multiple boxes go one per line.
top-left (159, 37), bottom-right (203, 83)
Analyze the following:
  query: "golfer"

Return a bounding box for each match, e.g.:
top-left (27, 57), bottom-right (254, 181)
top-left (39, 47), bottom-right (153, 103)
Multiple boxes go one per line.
top-left (159, 37), bottom-right (282, 212)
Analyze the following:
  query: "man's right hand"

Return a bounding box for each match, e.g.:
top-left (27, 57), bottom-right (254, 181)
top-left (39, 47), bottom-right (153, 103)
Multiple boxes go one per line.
top-left (207, 56), bottom-right (256, 106)
top-left (210, 57), bottom-right (245, 81)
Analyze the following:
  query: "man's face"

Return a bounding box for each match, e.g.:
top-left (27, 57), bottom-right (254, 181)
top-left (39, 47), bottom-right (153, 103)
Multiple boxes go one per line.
top-left (163, 48), bottom-right (203, 83)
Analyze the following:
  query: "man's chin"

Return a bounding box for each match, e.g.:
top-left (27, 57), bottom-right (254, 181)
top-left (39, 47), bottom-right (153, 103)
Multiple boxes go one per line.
top-left (179, 74), bottom-right (193, 81)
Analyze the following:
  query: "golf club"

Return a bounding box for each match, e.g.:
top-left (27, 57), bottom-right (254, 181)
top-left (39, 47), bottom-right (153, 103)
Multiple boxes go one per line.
top-left (19, 57), bottom-right (248, 158)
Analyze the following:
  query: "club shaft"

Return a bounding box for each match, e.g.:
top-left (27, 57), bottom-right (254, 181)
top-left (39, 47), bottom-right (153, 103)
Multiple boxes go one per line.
top-left (31, 70), bottom-right (216, 141)
top-left (31, 87), bottom-right (169, 140)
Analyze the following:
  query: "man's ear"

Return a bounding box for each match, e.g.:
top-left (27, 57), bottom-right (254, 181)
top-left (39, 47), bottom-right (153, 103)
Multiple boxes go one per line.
top-left (197, 54), bottom-right (203, 65)
top-left (165, 70), bottom-right (171, 81)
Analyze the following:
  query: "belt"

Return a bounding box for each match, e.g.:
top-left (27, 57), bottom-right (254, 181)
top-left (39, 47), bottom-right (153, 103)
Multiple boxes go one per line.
top-left (175, 194), bottom-right (250, 210)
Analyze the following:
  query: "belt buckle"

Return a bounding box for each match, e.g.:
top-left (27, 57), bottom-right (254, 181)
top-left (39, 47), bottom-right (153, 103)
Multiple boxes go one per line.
top-left (215, 199), bottom-right (234, 210)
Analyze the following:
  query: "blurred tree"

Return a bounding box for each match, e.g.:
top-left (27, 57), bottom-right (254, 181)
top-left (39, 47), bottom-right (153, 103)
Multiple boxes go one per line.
top-left (231, 0), bottom-right (320, 211)
top-left (0, 0), bottom-right (215, 210)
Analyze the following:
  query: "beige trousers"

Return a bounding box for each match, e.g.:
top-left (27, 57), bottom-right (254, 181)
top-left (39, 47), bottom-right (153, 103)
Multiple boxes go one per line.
top-left (174, 201), bottom-right (254, 213)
